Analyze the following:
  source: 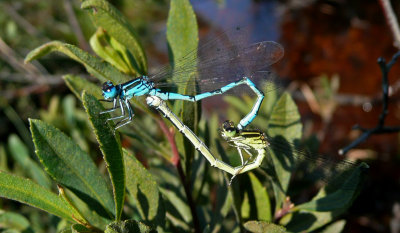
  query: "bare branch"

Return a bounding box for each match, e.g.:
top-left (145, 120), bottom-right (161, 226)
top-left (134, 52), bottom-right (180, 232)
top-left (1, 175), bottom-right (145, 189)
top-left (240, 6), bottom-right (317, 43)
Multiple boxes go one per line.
top-left (379, 0), bottom-right (400, 49)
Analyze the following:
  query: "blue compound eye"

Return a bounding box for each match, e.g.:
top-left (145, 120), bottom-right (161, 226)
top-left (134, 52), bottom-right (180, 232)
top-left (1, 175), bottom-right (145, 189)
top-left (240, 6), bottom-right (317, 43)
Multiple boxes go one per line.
top-left (102, 81), bottom-right (117, 99)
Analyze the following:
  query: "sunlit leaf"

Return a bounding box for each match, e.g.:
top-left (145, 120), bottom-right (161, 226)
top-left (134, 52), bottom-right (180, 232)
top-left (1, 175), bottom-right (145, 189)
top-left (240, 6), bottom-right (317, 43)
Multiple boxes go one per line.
top-left (266, 92), bottom-right (301, 212)
top-left (248, 172), bottom-right (271, 221)
top-left (294, 163), bottom-right (368, 212)
top-left (105, 220), bottom-right (156, 233)
top-left (322, 220), bottom-right (346, 233)
top-left (166, 0), bottom-right (199, 176)
top-left (82, 92), bottom-right (125, 221)
top-left (82, 0), bottom-right (147, 75)
top-left (124, 150), bottom-right (165, 228)
top-left (0, 171), bottom-right (80, 222)
top-left (64, 75), bottom-right (102, 100)
top-left (244, 221), bottom-right (286, 233)
top-left (29, 119), bottom-right (115, 219)
top-left (90, 28), bottom-right (136, 75)
top-left (25, 41), bottom-right (129, 83)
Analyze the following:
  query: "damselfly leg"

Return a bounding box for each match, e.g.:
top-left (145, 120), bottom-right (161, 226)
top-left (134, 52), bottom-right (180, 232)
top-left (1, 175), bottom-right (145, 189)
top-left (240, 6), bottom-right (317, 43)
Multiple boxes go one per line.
top-left (146, 96), bottom-right (268, 184)
top-left (100, 97), bottom-right (134, 132)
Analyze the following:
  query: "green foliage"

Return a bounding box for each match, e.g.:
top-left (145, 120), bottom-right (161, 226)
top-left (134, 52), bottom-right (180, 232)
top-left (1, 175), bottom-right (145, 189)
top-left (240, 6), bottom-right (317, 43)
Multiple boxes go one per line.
top-left (0, 0), bottom-right (368, 232)
top-left (82, 92), bottom-right (125, 221)
top-left (244, 220), bottom-right (287, 233)
top-left (0, 171), bottom-right (81, 223)
top-left (0, 211), bottom-right (32, 232)
top-left (124, 150), bottom-right (165, 229)
top-left (166, 0), bottom-right (199, 176)
top-left (81, 0), bottom-right (147, 75)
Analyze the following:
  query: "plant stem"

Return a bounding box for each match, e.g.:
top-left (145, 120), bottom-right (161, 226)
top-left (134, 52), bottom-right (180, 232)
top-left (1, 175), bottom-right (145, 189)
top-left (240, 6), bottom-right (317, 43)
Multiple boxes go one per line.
top-left (157, 118), bottom-right (201, 233)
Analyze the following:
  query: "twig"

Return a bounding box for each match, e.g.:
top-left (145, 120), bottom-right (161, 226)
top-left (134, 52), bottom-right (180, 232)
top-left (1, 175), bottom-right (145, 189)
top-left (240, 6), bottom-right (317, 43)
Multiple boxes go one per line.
top-left (63, 0), bottom-right (91, 52)
top-left (1, 84), bottom-right (51, 100)
top-left (379, 0), bottom-right (400, 49)
top-left (156, 118), bottom-right (201, 233)
top-left (0, 73), bottom-right (65, 84)
top-left (2, 3), bottom-right (40, 37)
top-left (339, 51), bottom-right (400, 155)
top-left (0, 37), bottom-right (39, 75)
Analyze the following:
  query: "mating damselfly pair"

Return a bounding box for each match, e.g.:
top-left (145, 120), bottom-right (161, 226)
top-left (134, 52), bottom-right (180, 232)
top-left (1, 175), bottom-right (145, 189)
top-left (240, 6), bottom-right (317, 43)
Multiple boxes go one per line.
top-left (99, 27), bottom-right (365, 185)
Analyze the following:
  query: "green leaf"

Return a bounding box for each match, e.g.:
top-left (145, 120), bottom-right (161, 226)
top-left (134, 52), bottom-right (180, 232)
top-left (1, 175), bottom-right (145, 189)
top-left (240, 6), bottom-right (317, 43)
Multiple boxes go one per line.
top-left (25, 41), bottom-right (130, 83)
top-left (0, 144), bottom-right (8, 171)
top-left (322, 220), bottom-right (346, 233)
top-left (8, 134), bottom-right (52, 189)
top-left (166, 0), bottom-right (199, 176)
top-left (209, 171), bottom-right (232, 232)
top-left (266, 92), bottom-right (301, 212)
top-left (105, 220), bottom-right (156, 233)
top-left (280, 209), bottom-right (345, 232)
top-left (0, 171), bottom-right (80, 222)
top-left (243, 221), bottom-right (286, 233)
top-left (166, 0), bottom-right (198, 64)
top-left (0, 211), bottom-right (31, 231)
top-left (64, 188), bottom-right (111, 229)
top-left (124, 150), bottom-right (165, 228)
top-left (294, 163), bottom-right (368, 212)
top-left (90, 28), bottom-right (136, 75)
top-left (248, 172), bottom-right (271, 221)
top-left (267, 92), bottom-right (302, 141)
top-left (29, 119), bottom-right (115, 219)
top-left (82, 92), bottom-right (125, 221)
top-left (81, 0), bottom-right (147, 75)
top-left (64, 75), bottom-right (102, 100)
top-left (71, 224), bottom-right (91, 233)
top-left (151, 165), bottom-right (191, 229)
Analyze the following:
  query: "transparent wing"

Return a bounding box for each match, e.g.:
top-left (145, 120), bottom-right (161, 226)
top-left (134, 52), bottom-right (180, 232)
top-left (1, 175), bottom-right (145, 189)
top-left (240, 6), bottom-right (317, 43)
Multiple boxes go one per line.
top-left (266, 136), bottom-right (366, 191)
top-left (149, 27), bottom-right (284, 93)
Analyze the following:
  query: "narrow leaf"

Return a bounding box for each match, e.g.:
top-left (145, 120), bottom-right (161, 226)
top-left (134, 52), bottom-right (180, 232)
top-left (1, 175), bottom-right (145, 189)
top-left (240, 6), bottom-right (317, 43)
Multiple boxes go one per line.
top-left (8, 134), bottom-right (52, 189)
top-left (90, 28), bottom-right (136, 75)
top-left (71, 224), bottom-right (92, 233)
top-left (294, 163), bottom-right (368, 212)
top-left (248, 172), bottom-right (271, 221)
top-left (281, 209), bottom-right (345, 232)
top-left (166, 0), bottom-right (199, 176)
top-left (82, 92), bottom-right (125, 221)
top-left (0, 211), bottom-right (31, 231)
top-left (322, 220), bottom-right (346, 233)
top-left (124, 150), bottom-right (165, 228)
top-left (64, 75), bottom-right (102, 100)
top-left (25, 41), bottom-right (129, 83)
top-left (0, 144), bottom-right (8, 171)
top-left (29, 119), bottom-right (115, 218)
top-left (64, 188), bottom-right (111, 229)
top-left (243, 221), bottom-right (286, 233)
top-left (81, 0), bottom-right (147, 75)
top-left (266, 92), bottom-right (301, 211)
top-left (0, 171), bottom-right (80, 222)
top-left (105, 220), bottom-right (156, 233)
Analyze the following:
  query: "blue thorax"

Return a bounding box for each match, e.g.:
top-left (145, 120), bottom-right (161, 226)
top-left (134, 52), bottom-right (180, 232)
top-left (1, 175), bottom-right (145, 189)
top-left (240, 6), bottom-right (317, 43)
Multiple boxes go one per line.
top-left (102, 76), bottom-right (155, 100)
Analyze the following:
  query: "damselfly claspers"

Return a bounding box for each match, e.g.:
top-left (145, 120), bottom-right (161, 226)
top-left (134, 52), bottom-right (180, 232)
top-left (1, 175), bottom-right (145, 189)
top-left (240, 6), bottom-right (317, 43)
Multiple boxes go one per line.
top-left (145, 96), bottom-right (259, 177)
top-left (99, 29), bottom-right (284, 132)
top-left (221, 120), bottom-right (366, 188)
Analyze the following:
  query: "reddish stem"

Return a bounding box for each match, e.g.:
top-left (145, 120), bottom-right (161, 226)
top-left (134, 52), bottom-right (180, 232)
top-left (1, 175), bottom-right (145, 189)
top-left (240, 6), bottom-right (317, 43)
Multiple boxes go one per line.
top-left (156, 118), bottom-right (180, 166)
top-left (156, 118), bottom-right (201, 232)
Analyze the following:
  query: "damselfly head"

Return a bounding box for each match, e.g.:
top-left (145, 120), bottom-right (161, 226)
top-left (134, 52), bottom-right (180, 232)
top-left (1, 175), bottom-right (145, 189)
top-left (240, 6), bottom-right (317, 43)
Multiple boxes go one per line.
top-left (221, 120), bottom-right (238, 138)
top-left (102, 81), bottom-right (117, 99)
